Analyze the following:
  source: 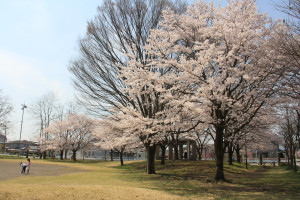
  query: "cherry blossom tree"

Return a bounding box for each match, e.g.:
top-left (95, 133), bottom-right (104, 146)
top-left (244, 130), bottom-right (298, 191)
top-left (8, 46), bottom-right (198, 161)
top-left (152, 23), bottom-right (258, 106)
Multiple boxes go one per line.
top-left (69, 0), bottom-right (187, 118)
top-left (124, 0), bottom-right (288, 180)
top-left (42, 120), bottom-right (70, 160)
top-left (65, 114), bottom-right (96, 161)
top-left (277, 103), bottom-right (299, 172)
top-left (39, 114), bottom-right (96, 161)
top-left (93, 117), bottom-right (141, 165)
top-left (191, 127), bottom-right (212, 161)
top-left (69, 0), bottom-right (187, 173)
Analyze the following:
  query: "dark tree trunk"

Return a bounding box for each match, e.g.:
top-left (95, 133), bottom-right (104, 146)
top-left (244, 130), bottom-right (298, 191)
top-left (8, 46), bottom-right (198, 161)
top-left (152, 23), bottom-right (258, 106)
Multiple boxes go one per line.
top-left (72, 150), bottom-right (77, 161)
top-left (174, 144), bottom-right (179, 160)
top-left (65, 149), bottom-right (68, 159)
top-left (228, 144), bottom-right (234, 165)
top-left (60, 150), bottom-right (64, 160)
top-left (290, 146), bottom-right (294, 168)
top-left (198, 149), bottom-right (202, 160)
top-left (160, 146), bottom-right (166, 165)
top-left (120, 149), bottom-right (124, 166)
top-left (214, 126), bottom-right (225, 181)
top-left (277, 152), bottom-right (281, 166)
top-left (146, 144), bottom-right (156, 174)
top-left (235, 146), bottom-right (241, 163)
top-left (43, 151), bottom-right (46, 159)
top-left (286, 148), bottom-right (290, 169)
top-left (259, 153), bottom-right (263, 166)
top-left (110, 149), bottom-right (114, 161)
top-left (197, 144), bottom-right (203, 160)
top-left (293, 147), bottom-right (297, 172)
top-left (26, 150), bottom-right (29, 158)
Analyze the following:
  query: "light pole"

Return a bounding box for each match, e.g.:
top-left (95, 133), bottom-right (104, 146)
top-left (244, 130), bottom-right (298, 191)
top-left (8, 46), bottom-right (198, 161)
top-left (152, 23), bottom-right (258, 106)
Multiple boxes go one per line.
top-left (18, 104), bottom-right (27, 157)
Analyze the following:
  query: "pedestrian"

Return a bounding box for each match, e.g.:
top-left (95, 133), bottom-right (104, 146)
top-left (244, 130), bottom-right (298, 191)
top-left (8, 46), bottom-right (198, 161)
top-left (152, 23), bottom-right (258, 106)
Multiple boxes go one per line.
top-left (26, 158), bottom-right (31, 174)
top-left (20, 162), bottom-right (27, 174)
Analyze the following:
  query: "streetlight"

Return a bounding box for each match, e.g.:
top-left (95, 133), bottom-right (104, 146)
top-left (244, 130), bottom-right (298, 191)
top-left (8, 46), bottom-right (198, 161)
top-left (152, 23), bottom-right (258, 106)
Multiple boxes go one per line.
top-left (18, 104), bottom-right (27, 157)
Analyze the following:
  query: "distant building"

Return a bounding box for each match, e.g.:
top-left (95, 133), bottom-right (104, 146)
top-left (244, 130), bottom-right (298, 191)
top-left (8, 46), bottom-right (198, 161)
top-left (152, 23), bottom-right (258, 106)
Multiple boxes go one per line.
top-left (6, 140), bottom-right (38, 155)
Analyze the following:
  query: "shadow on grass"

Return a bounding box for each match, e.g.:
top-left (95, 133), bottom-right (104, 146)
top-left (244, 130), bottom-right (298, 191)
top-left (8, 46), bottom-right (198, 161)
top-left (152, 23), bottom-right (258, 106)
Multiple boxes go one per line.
top-left (113, 160), bottom-right (300, 199)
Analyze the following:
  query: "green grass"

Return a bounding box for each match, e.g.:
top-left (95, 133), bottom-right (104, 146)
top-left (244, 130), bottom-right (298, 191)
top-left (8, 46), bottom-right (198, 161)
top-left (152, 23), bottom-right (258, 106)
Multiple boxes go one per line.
top-left (114, 160), bottom-right (300, 199)
top-left (0, 154), bottom-right (23, 159)
top-left (1, 158), bottom-right (299, 199)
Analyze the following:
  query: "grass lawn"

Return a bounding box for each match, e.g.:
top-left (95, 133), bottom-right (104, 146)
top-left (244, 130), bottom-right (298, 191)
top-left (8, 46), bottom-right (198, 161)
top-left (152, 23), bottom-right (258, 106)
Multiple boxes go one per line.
top-left (0, 157), bottom-right (299, 200)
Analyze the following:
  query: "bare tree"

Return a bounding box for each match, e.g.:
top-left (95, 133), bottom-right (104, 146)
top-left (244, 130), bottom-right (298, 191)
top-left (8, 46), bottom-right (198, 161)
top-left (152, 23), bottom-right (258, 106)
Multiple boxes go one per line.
top-left (69, 0), bottom-right (186, 174)
top-left (0, 90), bottom-right (13, 127)
top-left (69, 0), bottom-right (186, 118)
top-left (274, 0), bottom-right (300, 99)
top-left (277, 105), bottom-right (299, 172)
top-left (30, 91), bottom-right (58, 158)
top-left (276, 0), bottom-right (300, 32)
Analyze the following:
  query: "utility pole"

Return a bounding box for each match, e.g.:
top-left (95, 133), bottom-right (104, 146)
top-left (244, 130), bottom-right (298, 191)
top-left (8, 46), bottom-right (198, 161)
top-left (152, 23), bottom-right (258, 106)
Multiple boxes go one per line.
top-left (245, 133), bottom-right (248, 169)
top-left (18, 104), bottom-right (27, 157)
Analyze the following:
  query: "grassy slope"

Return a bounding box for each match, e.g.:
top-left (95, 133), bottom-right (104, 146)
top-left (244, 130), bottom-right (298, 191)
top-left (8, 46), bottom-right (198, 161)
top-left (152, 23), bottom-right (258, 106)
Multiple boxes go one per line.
top-left (0, 158), bottom-right (299, 200)
top-left (114, 160), bottom-right (300, 200)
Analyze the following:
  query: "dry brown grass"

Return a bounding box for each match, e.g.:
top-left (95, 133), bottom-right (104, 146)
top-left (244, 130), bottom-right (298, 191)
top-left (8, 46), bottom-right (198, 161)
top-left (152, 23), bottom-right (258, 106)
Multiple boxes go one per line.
top-left (0, 159), bottom-right (200, 200)
top-left (0, 159), bottom-right (299, 200)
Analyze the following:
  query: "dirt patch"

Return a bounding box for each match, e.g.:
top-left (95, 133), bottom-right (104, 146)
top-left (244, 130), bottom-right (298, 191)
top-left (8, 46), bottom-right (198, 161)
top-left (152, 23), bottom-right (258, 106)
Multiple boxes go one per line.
top-left (0, 160), bottom-right (88, 181)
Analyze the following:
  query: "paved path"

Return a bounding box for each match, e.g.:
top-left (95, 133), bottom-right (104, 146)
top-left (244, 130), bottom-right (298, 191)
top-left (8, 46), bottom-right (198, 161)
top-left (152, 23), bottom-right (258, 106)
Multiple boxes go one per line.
top-left (0, 160), bottom-right (86, 181)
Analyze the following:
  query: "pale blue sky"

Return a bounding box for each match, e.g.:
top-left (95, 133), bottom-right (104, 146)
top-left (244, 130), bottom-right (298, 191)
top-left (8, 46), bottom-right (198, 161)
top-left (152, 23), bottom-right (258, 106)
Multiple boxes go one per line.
top-left (0, 0), bottom-right (285, 141)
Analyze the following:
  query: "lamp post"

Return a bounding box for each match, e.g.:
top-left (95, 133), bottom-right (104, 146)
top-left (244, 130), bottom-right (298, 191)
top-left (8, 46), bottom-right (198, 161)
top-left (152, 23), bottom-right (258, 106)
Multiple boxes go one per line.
top-left (18, 104), bottom-right (27, 157)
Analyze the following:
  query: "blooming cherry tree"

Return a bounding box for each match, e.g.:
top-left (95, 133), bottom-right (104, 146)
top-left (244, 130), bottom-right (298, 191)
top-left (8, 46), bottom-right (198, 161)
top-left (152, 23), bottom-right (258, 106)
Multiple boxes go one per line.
top-left (40, 114), bottom-right (96, 161)
top-left (123, 0), bottom-right (288, 180)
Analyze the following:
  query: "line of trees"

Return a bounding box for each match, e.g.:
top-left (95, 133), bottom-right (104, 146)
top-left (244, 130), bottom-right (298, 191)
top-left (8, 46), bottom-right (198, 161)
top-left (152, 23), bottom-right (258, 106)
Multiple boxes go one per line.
top-left (30, 91), bottom-right (86, 159)
top-left (69, 0), bottom-right (299, 181)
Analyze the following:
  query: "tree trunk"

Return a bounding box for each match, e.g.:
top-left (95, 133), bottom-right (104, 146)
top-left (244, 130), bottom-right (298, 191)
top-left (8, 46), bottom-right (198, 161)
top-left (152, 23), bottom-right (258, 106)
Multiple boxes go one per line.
top-left (286, 148), bottom-right (290, 169)
top-left (43, 151), bottom-right (46, 159)
top-left (198, 149), bottom-right (202, 160)
top-left (293, 147), bottom-right (297, 172)
top-left (174, 144), bottom-right (179, 160)
top-left (26, 150), bottom-right (29, 158)
top-left (160, 146), bottom-right (166, 165)
top-left (197, 144), bottom-right (203, 160)
top-left (64, 149), bottom-right (68, 159)
top-left (228, 144), bottom-right (233, 165)
top-left (235, 146), bottom-right (241, 163)
top-left (214, 126), bottom-right (225, 181)
top-left (72, 150), bottom-right (77, 161)
top-left (277, 152), bottom-right (281, 166)
top-left (146, 144), bottom-right (156, 174)
top-left (120, 149), bottom-right (124, 166)
top-left (110, 149), bottom-right (114, 161)
top-left (259, 153), bottom-right (263, 166)
top-left (60, 150), bottom-right (64, 160)
top-left (290, 146), bottom-right (294, 168)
